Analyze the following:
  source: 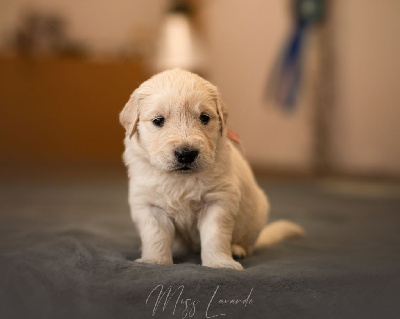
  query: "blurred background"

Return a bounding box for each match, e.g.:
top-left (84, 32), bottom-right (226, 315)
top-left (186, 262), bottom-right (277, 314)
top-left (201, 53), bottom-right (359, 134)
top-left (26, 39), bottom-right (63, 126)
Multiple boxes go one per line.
top-left (1, 0), bottom-right (399, 180)
top-left (2, 3), bottom-right (400, 317)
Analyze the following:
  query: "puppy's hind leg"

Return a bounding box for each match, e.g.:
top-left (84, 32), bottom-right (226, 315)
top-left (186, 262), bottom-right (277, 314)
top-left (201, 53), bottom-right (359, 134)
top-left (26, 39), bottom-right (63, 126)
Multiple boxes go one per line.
top-left (231, 244), bottom-right (247, 259)
top-left (172, 233), bottom-right (191, 255)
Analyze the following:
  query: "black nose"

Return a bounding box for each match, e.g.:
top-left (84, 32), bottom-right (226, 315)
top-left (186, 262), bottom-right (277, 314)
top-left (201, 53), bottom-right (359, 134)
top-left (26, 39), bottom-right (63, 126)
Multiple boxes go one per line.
top-left (175, 148), bottom-right (199, 164)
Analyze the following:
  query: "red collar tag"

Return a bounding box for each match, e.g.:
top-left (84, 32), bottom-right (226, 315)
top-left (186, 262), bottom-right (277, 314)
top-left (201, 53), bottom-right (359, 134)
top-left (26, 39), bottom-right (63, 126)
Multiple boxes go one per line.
top-left (227, 129), bottom-right (241, 144)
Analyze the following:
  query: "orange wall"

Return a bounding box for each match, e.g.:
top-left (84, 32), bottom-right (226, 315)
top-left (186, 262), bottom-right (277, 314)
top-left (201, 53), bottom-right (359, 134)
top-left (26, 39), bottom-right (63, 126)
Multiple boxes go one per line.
top-left (0, 57), bottom-right (148, 165)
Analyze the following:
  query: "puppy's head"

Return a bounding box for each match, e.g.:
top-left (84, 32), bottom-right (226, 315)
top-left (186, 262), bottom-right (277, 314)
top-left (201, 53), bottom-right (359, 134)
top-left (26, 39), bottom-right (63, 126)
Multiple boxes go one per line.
top-left (120, 69), bottom-right (228, 173)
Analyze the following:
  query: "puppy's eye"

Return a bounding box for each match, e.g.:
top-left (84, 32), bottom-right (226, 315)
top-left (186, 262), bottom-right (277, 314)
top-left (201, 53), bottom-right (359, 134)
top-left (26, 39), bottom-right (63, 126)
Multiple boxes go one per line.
top-left (199, 113), bottom-right (211, 125)
top-left (152, 117), bottom-right (165, 127)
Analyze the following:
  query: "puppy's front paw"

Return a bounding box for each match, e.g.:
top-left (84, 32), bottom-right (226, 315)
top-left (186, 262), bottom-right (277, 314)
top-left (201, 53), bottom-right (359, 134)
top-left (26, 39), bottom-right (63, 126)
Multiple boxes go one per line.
top-left (203, 258), bottom-right (243, 270)
top-left (136, 257), bottom-right (173, 265)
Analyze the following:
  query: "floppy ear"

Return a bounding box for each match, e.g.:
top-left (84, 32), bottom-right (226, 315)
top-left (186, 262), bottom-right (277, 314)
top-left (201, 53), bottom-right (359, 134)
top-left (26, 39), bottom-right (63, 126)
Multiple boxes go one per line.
top-left (216, 95), bottom-right (228, 136)
top-left (119, 90), bottom-right (140, 139)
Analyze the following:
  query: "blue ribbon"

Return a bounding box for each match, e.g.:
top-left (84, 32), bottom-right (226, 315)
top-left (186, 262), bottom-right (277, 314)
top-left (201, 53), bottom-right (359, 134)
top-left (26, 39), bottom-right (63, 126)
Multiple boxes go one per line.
top-left (266, 0), bottom-right (324, 110)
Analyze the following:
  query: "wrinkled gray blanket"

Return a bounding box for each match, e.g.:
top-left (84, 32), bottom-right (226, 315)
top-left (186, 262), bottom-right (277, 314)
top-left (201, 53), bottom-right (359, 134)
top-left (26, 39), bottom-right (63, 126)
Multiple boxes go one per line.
top-left (1, 177), bottom-right (399, 319)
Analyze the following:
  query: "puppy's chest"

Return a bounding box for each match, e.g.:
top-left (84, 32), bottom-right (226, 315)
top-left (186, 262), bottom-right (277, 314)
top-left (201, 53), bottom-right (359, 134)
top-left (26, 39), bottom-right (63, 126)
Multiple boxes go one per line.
top-left (155, 180), bottom-right (207, 230)
top-left (162, 188), bottom-right (204, 218)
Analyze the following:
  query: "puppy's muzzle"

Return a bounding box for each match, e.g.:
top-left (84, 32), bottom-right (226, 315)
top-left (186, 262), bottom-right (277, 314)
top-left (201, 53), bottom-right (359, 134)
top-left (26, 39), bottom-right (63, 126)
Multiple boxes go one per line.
top-left (174, 147), bottom-right (199, 165)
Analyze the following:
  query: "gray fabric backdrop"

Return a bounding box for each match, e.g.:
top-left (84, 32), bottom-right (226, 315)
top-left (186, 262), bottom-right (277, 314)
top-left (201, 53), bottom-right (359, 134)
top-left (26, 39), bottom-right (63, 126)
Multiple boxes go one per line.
top-left (1, 177), bottom-right (399, 319)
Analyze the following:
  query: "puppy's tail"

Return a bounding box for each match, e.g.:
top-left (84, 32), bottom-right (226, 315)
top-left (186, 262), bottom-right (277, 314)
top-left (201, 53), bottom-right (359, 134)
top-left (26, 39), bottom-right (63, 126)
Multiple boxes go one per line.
top-left (255, 220), bottom-right (305, 248)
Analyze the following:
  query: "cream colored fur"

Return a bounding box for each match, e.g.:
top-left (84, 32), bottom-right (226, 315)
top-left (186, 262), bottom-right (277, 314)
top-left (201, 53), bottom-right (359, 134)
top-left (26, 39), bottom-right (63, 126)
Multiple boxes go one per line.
top-left (120, 69), bottom-right (303, 270)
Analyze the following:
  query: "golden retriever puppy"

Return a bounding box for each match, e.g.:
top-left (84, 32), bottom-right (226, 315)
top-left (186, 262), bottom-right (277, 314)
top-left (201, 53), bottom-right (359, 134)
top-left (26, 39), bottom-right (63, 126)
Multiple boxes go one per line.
top-left (120, 69), bottom-right (303, 270)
